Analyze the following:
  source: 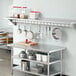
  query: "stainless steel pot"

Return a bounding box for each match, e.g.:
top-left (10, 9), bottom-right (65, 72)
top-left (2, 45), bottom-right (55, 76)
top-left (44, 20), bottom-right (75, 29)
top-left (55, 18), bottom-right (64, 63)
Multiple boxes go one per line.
top-left (21, 60), bottom-right (30, 71)
top-left (19, 51), bottom-right (27, 58)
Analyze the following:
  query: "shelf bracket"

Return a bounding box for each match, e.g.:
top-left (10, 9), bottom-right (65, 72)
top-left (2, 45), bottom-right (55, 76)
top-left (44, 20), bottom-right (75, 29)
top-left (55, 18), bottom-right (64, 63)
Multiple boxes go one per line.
top-left (9, 19), bottom-right (17, 25)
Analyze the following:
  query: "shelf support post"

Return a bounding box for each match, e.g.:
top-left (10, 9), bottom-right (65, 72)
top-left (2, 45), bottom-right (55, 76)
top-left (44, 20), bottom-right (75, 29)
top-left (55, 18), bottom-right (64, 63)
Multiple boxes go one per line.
top-left (47, 53), bottom-right (50, 76)
top-left (11, 47), bottom-right (13, 76)
top-left (60, 50), bottom-right (62, 76)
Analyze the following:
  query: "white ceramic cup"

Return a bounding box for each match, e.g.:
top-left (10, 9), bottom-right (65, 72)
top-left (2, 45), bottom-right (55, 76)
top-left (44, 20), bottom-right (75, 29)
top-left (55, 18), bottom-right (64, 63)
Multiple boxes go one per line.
top-left (36, 54), bottom-right (42, 61)
top-left (42, 55), bottom-right (48, 62)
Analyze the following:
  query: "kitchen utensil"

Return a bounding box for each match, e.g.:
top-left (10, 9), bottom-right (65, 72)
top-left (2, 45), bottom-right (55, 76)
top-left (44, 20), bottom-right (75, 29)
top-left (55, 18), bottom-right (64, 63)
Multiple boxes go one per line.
top-left (39, 25), bottom-right (41, 39)
top-left (21, 60), bottom-right (30, 71)
top-left (24, 25), bottom-right (27, 36)
top-left (21, 60), bottom-right (28, 71)
top-left (43, 26), bottom-right (45, 38)
top-left (18, 25), bottom-right (22, 33)
top-left (35, 25), bottom-right (40, 39)
top-left (19, 51), bottom-right (27, 58)
top-left (52, 27), bottom-right (62, 40)
top-left (28, 51), bottom-right (36, 60)
top-left (49, 26), bottom-right (51, 39)
top-left (45, 26), bottom-right (48, 38)
top-left (27, 25), bottom-right (34, 40)
top-left (40, 26), bottom-right (43, 39)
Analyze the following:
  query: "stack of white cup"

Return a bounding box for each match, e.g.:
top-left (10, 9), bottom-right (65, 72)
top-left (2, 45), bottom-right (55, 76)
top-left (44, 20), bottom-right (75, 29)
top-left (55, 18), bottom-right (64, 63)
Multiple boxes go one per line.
top-left (36, 53), bottom-right (48, 62)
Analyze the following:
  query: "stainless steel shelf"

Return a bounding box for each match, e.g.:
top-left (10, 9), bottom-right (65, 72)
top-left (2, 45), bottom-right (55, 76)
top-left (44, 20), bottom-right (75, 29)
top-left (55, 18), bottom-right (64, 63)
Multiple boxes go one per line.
top-left (7, 17), bottom-right (76, 27)
top-left (12, 55), bottom-right (61, 65)
top-left (13, 66), bottom-right (61, 76)
top-left (8, 44), bottom-right (65, 53)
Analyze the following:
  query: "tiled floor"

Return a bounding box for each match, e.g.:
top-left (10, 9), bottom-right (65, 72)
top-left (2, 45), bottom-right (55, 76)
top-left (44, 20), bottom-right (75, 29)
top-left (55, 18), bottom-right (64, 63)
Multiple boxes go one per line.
top-left (0, 49), bottom-right (11, 76)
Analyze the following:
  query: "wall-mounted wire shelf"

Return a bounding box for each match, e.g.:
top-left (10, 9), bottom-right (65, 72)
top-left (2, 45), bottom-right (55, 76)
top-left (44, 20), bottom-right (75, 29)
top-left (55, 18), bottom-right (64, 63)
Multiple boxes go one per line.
top-left (7, 18), bottom-right (76, 27)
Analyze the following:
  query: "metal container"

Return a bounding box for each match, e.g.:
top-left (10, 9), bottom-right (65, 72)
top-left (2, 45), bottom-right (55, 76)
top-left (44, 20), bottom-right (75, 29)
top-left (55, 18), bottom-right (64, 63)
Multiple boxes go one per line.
top-left (19, 51), bottom-right (27, 58)
top-left (21, 60), bottom-right (30, 71)
top-left (28, 50), bottom-right (36, 60)
top-left (36, 64), bottom-right (44, 74)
